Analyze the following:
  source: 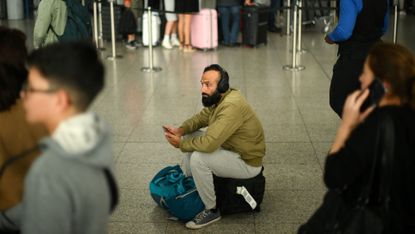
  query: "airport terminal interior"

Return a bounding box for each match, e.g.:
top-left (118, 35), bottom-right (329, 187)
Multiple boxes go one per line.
top-left (1, 4), bottom-right (415, 234)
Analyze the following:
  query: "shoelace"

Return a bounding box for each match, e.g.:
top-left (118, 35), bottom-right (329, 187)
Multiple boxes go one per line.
top-left (194, 210), bottom-right (209, 223)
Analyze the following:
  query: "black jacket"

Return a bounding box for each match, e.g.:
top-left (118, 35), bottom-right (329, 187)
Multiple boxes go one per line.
top-left (325, 106), bottom-right (415, 233)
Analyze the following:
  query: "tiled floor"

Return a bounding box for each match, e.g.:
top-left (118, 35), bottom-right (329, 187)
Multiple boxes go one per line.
top-left (1, 13), bottom-right (414, 234)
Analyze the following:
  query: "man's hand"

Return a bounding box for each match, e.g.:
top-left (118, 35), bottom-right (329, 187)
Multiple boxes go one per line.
top-left (324, 35), bottom-right (335, 44)
top-left (165, 131), bottom-right (181, 148)
top-left (162, 125), bottom-right (184, 137)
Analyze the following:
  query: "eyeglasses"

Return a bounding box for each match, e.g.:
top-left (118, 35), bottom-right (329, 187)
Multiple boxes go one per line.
top-left (21, 81), bottom-right (57, 95)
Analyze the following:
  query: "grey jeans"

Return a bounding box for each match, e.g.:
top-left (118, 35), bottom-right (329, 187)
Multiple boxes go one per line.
top-left (182, 131), bottom-right (262, 210)
top-left (0, 204), bottom-right (21, 231)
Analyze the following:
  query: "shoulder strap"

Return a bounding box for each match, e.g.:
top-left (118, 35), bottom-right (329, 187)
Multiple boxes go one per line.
top-left (378, 114), bottom-right (395, 210)
top-left (48, 0), bottom-right (67, 38)
top-left (103, 168), bottom-right (119, 213)
top-left (48, 24), bottom-right (59, 37)
top-left (0, 145), bottom-right (40, 178)
top-left (359, 116), bottom-right (382, 202)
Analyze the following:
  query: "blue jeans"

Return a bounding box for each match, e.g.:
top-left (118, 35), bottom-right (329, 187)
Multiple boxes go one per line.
top-left (218, 5), bottom-right (241, 44)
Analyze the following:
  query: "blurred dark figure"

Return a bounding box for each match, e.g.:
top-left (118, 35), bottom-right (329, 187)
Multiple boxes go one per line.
top-left (0, 26), bottom-right (47, 232)
top-left (218, 0), bottom-right (242, 46)
top-left (268, 0), bottom-right (281, 33)
top-left (325, 0), bottom-right (389, 117)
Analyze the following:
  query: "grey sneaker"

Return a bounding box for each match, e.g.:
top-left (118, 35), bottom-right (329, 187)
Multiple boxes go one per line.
top-left (125, 40), bottom-right (140, 50)
top-left (185, 209), bottom-right (221, 229)
top-left (131, 40), bottom-right (141, 48)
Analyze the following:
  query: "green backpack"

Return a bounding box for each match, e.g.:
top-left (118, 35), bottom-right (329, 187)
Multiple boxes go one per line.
top-left (50, 0), bottom-right (92, 42)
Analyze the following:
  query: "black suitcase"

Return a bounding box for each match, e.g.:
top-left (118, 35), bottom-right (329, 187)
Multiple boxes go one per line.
top-left (242, 6), bottom-right (268, 46)
top-left (101, 5), bottom-right (123, 41)
top-left (213, 167), bottom-right (265, 215)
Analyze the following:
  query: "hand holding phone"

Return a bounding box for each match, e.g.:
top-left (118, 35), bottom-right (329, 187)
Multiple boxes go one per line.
top-left (162, 126), bottom-right (172, 134)
top-left (360, 78), bottom-right (385, 112)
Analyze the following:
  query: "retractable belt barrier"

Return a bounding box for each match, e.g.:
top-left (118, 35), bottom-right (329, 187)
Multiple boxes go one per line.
top-left (141, 7), bottom-right (162, 73)
top-left (106, 0), bottom-right (122, 60)
top-left (93, 0), bottom-right (396, 73)
top-left (283, 3), bottom-right (305, 71)
top-left (393, 0), bottom-right (399, 43)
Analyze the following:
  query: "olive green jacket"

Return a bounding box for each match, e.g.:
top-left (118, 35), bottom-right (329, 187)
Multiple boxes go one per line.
top-left (179, 89), bottom-right (265, 167)
top-left (33, 0), bottom-right (67, 48)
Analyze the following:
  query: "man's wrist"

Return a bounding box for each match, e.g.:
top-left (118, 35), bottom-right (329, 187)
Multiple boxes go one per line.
top-left (178, 127), bottom-right (185, 136)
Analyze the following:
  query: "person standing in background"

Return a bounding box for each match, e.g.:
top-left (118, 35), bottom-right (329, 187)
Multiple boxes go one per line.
top-left (161, 0), bottom-right (181, 49)
top-left (325, 0), bottom-right (389, 117)
top-left (175, 0), bottom-right (199, 52)
top-left (33, 0), bottom-right (67, 48)
top-left (268, 0), bottom-right (281, 33)
top-left (119, 0), bottom-right (141, 50)
top-left (218, 0), bottom-right (241, 47)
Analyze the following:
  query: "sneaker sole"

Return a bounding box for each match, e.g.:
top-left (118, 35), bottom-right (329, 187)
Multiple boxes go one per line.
top-left (185, 216), bottom-right (221, 230)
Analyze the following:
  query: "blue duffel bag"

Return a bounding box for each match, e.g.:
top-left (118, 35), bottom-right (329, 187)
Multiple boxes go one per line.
top-left (149, 165), bottom-right (205, 221)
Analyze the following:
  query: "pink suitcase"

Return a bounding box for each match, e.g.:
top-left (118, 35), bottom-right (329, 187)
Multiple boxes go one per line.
top-left (191, 9), bottom-right (218, 50)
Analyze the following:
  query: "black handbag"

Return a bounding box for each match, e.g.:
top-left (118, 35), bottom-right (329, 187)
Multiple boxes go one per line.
top-left (298, 114), bottom-right (395, 234)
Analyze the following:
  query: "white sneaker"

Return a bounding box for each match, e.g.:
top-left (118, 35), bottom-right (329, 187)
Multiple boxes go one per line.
top-left (162, 39), bottom-right (173, 49)
top-left (171, 37), bottom-right (181, 47)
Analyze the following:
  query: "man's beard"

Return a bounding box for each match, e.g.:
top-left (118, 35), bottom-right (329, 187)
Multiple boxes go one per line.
top-left (202, 90), bottom-right (222, 107)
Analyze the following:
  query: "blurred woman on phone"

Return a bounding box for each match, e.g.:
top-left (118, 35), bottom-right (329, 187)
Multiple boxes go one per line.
top-left (300, 42), bottom-right (415, 233)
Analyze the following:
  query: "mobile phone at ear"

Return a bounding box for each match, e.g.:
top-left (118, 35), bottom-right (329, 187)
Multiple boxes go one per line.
top-left (360, 78), bottom-right (385, 112)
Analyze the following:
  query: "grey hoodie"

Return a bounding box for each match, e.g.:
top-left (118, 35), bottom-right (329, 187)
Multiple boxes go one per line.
top-left (21, 113), bottom-right (116, 234)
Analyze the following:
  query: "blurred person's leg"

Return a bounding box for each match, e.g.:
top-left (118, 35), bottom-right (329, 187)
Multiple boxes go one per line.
top-left (329, 55), bottom-right (364, 117)
top-left (218, 6), bottom-right (231, 45)
top-left (163, 0), bottom-right (177, 49)
top-left (178, 14), bottom-right (185, 49)
top-left (268, 0), bottom-right (281, 32)
top-left (162, 21), bottom-right (174, 49)
top-left (229, 5), bottom-right (241, 45)
top-left (183, 14), bottom-right (194, 52)
top-left (171, 22), bottom-right (181, 46)
top-left (184, 149), bottom-right (261, 210)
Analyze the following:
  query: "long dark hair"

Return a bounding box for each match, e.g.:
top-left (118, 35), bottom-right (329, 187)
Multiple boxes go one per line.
top-left (368, 43), bottom-right (415, 110)
top-left (0, 26), bottom-right (28, 111)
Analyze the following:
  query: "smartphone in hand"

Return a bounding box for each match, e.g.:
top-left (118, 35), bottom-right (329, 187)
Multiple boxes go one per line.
top-left (360, 78), bottom-right (385, 112)
top-left (162, 126), bottom-right (173, 134)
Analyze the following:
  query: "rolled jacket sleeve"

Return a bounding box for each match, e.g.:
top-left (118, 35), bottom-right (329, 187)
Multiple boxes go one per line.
top-left (180, 108), bottom-right (211, 134)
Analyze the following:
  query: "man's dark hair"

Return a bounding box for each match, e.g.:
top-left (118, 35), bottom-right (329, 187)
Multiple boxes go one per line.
top-left (27, 41), bottom-right (105, 111)
top-left (0, 26), bottom-right (28, 111)
top-left (203, 64), bottom-right (228, 80)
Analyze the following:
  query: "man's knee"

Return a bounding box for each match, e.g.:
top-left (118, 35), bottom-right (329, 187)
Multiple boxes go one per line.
top-left (189, 151), bottom-right (205, 170)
